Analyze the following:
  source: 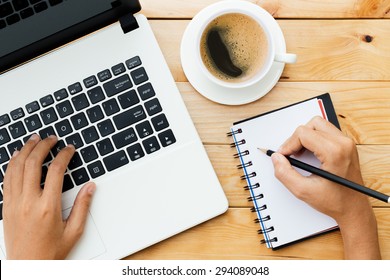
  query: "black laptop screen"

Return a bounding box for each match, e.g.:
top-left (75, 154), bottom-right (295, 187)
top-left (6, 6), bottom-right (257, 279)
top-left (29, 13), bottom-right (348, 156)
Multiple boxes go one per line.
top-left (0, 0), bottom-right (141, 72)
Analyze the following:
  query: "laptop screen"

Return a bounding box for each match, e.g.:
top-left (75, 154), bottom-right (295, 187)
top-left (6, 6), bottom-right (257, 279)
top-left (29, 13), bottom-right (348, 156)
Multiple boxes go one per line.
top-left (0, 0), bottom-right (141, 73)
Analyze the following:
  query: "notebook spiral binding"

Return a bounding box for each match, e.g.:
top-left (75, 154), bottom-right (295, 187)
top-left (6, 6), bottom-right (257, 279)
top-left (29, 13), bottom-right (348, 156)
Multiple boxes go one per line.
top-left (228, 128), bottom-right (277, 247)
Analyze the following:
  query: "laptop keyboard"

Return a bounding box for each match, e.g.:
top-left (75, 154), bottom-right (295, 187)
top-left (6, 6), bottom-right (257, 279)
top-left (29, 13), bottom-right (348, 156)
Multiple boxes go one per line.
top-left (0, 56), bottom-right (177, 219)
top-left (0, 0), bottom-right (64, 29)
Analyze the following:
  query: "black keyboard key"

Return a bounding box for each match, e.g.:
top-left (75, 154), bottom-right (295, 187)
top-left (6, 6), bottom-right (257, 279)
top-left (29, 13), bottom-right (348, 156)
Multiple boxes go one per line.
top-left (40, 165), bottom-right (48, 185)
top-left (56, 100), bottom-right (74, 118)
top-left (102, 98), bottom-right (119, 116)
top-left (135, 120), bottom-right (153, 139)
top-left (87, 161), bottom-right (105, 179)
top-left (0, 114), bottom-right (10, 127)
top-left (9, 121), bottom-right (26, 139)
top-left (144, 98), bottom-right (162, 117)
top-left (30, 1), bottom-right (43, 6)
top-left (112, 127), bottom-right (138, 149)
top-left (86, 105), bottom-right (104, 123)
top-left (138, 83), bottom-right (155, 101)
top-left (0, 19), bottom-right (6, 29)
top-left (111, 63), bottom-right (125, 76)
top-left (62, 174), bottom-right (74, 193)
top-left (13, 0), bottom-right (28, 11)
top-left (125, 56), bottom-right (142, 70)
top-left (51, 139), bottom-right (65, 156)
top-left (0, 128), bottom-right (10, 145)
top-left (96, 138), bottom-right (114, 156)
top-left (65, 133), bottom-right (84, 149)
top-left (7, 140), bottom-right (23, 155)
top-left (39, 94), bottom-right (54, 107)
top-left (83, 75), bottom-right (98, 88)
top-left (40, 107), bottom-right (58, 125)
top-left (39, 126), bottom-right (56, 139)
top-left (0, 203), bottom-right (2, 220)
top-left (20, 7), bottom-right (33, 19)
top-left (103, 150), bottom-right (129, 172)
top-left (3, 164), bottom-right (8, 173)
top-left (0, 147), bottom-right (9, 164)
top-left (127, 143), bottom-right (144, 161)
top-left (87, 86), bottom-right (105, 104)
top-left (158, 129), bottom-right (176, 147)
top-left (71, 112), bottom-right (88, 130)
top-left (71, 93), bottom-right (89, 111)
top-left (142, 136), bottom-right (160, 154)
top-left (25, 101), bottom-right (40, 114)
top-left (97, 69), bottom-right (112, 82)
top-left (10, 107), bottom-right (24, 121)
top-left (103, 74), bottom-right (132, 97)
top-left (81, 126), bottom-right (99, 144)
top-left (24, 114), bottom-right (42, 132)
top-left (71, 167), bottom-right (89, 186)
top-left (54, 88), bottom-right (68, 101)
top-left (68, 82), bottom-right (82, 95)
top-left (130, 67), bottom-right (148, 85)
top-left (49, 0), bottom-right (63, 6)
top-left (68, 152), bottom-right (82, 170)
top-left (97, 119), bottom-right (115, 137)
top-left (0, 3), bottom-right (13, 18)
top-left (113, 105), bottom-right (146, 130)
top-left (151, 113), bottom-right (169, 132)
top-left (55, 119), bottom-right (73, 137)
top-left (0, 171), bottom-right (3, 184)
top-left (43, 152), bottom-right (52, 164)
top-left (80, 145), bottom-right (98, 163)
top-left (6, 13), bottom-right (19, 25)
top-left (118, 89), bottom-right (139, 109)
top-left (34, 1), bottom-right (48, 13)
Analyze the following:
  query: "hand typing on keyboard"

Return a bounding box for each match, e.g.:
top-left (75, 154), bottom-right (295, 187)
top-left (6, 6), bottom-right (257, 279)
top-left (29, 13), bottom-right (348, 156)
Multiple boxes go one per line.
top-left (2, 134), bottom-right (96, 259)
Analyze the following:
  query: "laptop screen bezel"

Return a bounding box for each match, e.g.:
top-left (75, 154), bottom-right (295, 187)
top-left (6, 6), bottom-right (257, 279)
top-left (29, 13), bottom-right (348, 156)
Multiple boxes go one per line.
top-left (0, 0), bottom-right (141, 74)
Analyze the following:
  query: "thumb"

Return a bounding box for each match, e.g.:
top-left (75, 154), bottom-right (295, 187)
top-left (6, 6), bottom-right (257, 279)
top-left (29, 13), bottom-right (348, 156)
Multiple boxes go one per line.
top-left (64, 182), bottom-right (96, 244)
top-left (271, 153), bottom-right (311, 200)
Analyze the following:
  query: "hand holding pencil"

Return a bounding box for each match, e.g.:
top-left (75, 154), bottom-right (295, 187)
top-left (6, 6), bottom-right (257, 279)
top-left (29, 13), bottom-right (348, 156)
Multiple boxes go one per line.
top-left (269, 116), bottom-right (381, 259)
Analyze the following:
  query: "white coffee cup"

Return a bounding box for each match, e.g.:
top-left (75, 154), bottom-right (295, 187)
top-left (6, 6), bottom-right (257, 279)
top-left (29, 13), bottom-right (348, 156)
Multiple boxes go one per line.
top-left (195, 0), bottom-right (296, 89)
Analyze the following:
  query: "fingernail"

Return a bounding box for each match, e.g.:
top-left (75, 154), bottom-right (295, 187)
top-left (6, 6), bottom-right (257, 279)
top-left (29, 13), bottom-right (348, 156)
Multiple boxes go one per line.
top-left (49, 135), bottom-right (57, 140)
top-left (29, 134), bottom-right (39, 141)
top-left (271, 153), bottom-right (282, 164)
top-left (86, 182), bottom-right (96, 194)
top-left (12, 150), bottom-right (19, 157)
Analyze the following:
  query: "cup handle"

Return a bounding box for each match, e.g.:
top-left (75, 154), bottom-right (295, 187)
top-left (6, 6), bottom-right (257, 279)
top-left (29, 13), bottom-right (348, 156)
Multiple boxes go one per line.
top-left (275, 53), bottom-right (297, 64)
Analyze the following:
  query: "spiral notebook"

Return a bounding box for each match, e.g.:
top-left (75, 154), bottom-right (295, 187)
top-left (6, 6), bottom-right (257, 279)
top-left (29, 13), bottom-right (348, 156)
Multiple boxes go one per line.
top-left (229, 94), bottom-right (339, 249)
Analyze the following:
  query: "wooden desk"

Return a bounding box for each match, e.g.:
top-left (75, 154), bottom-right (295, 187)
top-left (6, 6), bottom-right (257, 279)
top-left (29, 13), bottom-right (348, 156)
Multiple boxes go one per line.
top-left (126, 0), bottom-right (390, 260)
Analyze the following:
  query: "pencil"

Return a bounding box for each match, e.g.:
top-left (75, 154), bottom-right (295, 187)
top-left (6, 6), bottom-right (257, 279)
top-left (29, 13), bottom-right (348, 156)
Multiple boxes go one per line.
top-left (258, 148), bottom-right (390, 204)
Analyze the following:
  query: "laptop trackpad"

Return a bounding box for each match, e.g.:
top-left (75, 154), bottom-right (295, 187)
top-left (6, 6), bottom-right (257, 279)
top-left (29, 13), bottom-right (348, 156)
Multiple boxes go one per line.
top-left (63, 207), bottom-right (106, 260)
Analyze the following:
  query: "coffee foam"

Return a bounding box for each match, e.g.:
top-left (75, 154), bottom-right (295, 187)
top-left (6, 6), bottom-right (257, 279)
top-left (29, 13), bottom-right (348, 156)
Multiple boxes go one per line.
top-left (200, 13), bottom-right (269, 83)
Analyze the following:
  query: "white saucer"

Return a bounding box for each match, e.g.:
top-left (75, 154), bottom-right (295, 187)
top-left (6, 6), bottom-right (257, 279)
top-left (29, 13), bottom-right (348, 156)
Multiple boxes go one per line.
top-left (180, 3), bottom-right (288, 106)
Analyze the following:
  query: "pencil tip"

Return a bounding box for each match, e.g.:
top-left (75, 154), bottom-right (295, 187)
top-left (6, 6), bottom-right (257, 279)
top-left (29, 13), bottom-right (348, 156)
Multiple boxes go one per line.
top-left (258, 148), bottom-right (267, 154)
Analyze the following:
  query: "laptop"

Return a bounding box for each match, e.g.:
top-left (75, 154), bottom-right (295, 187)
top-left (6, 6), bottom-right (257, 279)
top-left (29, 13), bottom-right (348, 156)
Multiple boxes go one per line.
top-left (0, 0), bottom-right (228, 259)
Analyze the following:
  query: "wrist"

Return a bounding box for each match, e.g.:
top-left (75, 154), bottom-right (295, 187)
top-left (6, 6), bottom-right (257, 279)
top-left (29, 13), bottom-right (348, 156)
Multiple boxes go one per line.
top-left (337, 205), bottom-right (381, 259)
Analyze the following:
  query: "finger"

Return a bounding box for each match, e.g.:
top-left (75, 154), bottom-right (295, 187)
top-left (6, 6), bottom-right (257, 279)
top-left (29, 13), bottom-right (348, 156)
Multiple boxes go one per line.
top-left (3, 134), bottom-right (41, 197)
top-left (306, 116), bottom-right (343, 136)
top-left (42, 145), bottom-right (75, 204)
top-left (22, 135), bottom-right (58, 195)
top-left (63, 182), bottom-right (96, 247)
top-left (278, 125), bottom-right (330, 163)
top-left (271, 153), bottom-right (313, 201)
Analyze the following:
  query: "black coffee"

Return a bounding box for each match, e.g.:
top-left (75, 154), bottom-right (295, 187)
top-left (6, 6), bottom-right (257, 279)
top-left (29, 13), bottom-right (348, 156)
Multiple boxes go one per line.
top-left (200, 13), bottom-right (269, 83)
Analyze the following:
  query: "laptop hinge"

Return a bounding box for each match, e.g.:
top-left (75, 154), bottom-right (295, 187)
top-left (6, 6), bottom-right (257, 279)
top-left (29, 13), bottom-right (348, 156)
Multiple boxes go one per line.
top-left (120, 14), bottom-right (139, 33)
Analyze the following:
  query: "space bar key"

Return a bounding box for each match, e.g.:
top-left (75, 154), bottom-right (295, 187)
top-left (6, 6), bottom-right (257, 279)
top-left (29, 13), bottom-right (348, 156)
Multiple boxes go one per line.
top-left (103, 150), bottom-right (129, 172)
